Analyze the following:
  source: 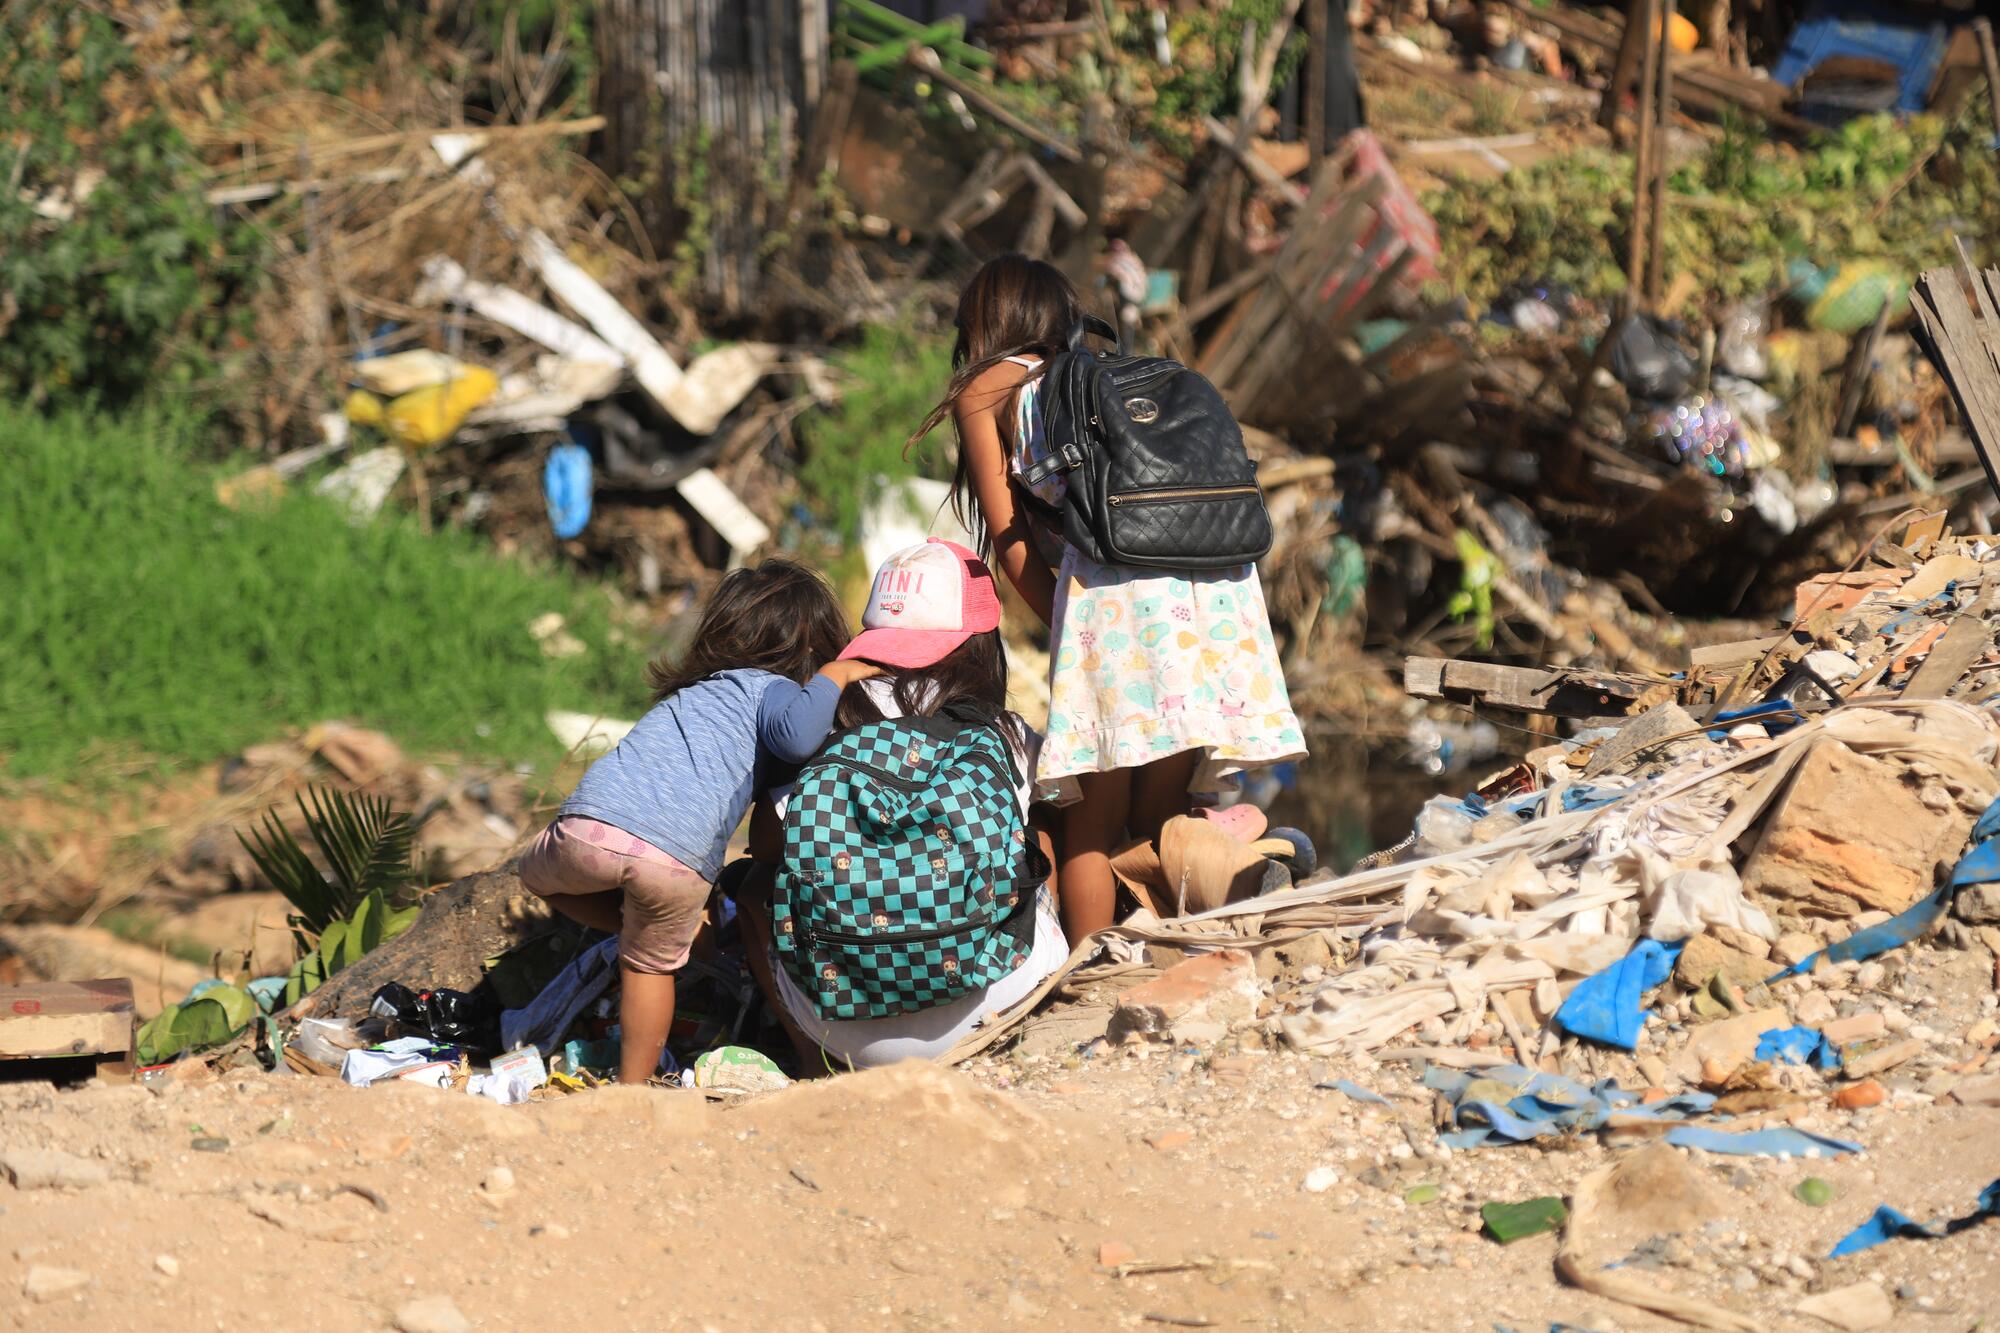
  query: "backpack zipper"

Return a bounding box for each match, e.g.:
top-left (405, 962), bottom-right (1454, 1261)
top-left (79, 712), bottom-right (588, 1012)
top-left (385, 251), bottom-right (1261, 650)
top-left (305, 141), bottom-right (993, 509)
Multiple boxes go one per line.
top-left (804, 750), bottom-right (1006, 793)
top-left (802, 911), bottom-right (995, 949)
top-left (1108, 483), bottom-right (1259, 507)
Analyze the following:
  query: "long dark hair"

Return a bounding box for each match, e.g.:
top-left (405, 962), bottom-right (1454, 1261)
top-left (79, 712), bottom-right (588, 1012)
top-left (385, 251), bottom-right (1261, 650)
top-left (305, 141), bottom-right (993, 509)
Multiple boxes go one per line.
top-left (647, 559), bottom-right (848, 703)
top-left (834, 628), bottom-right (1021, 750)
top-left (909, 254), bottom-right (1082, 551)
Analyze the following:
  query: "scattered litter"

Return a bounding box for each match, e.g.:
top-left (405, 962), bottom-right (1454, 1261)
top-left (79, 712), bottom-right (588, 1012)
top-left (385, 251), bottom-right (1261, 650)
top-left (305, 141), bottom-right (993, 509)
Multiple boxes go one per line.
top-left (1481, 1196), bottom-right (1566, 1244)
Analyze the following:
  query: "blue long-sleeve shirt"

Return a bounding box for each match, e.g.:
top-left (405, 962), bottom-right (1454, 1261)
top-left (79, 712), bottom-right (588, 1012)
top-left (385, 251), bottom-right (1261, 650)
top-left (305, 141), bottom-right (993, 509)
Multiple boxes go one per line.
top-left (558, 670), bottom-right (853, 880)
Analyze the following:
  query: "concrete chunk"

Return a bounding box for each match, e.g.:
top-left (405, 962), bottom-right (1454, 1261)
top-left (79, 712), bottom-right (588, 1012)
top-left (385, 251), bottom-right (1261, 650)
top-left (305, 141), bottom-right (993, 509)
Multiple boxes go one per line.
top-left (1741, 740), bottom-right (1975, 918)
top-left (1584, 702), bottom-right (1710, 779)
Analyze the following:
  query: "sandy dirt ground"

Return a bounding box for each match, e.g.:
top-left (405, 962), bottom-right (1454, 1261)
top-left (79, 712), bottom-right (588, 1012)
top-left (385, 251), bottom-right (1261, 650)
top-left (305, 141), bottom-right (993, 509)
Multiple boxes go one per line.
top-left (3, 998), bottom-right (1997, 1333)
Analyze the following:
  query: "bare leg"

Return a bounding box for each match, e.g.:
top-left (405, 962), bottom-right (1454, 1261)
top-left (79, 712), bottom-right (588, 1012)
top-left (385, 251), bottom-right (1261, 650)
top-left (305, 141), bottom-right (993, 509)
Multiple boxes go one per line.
top-left (617, 967), bottom-right (675, 1084)
top-left (542, 889), bottom-right (624, 937)
top-left (1059, 768), bottom-right (1133, 945)
top-left (1130, 750), bottom-right (1201, 843)
top-left (1028, 806), bottom-right (1061, 918)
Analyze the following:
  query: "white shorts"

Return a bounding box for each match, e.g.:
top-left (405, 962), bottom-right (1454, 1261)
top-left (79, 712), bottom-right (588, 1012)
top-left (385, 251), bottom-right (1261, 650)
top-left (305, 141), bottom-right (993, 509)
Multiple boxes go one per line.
top-left (768, 890), bottom-right (1068, 1069)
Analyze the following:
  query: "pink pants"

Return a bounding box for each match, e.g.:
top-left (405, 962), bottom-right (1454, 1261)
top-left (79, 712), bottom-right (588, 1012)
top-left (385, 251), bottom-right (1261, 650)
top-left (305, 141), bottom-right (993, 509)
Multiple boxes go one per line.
top-left (519, 817), bottom-right (710, 974)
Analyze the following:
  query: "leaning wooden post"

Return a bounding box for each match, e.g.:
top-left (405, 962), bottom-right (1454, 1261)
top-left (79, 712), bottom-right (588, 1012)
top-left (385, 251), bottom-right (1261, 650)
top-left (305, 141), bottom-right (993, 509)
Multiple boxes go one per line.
top-left (1626, 0), bottom-right (1659, 306)
top-left (1598, 0), bottom-right (1650, 135)
top-left (1646, 0), bottom-right (1675, 310)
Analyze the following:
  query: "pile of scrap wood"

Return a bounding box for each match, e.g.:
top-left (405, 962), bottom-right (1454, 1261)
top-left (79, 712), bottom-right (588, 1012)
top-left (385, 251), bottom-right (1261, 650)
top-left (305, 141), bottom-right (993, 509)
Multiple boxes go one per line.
top-left (958, 515), bottom-right (2000, 1109)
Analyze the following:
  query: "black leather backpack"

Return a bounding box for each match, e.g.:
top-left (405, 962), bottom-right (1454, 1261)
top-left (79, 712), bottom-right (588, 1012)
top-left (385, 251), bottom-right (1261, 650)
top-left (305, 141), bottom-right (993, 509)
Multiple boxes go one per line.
top-left (1019, 316), bottom-right (1273, 571)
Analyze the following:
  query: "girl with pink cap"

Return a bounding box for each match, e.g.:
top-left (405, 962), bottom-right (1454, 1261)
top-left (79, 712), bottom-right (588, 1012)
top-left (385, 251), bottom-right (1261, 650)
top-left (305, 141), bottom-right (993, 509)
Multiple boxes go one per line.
top-left (741, 539), bottom-right (1071, 1068)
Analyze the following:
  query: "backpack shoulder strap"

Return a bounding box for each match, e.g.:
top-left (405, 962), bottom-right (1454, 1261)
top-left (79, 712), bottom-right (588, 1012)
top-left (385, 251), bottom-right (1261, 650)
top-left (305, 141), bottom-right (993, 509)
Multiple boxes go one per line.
top-left (1067, 313), bottom-right (1122, 355)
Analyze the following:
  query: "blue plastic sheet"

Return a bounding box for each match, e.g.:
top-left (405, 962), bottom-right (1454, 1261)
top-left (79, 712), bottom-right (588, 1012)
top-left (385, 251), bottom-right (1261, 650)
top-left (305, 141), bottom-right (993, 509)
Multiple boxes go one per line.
top-left (1663, 1125), bottom-right (1862, 1158)
top-left (1770, 795), bottom-right (2000, 983)
top-left (1422, 1064), bottom-right (1715, 1150)
top-left (1829, 1180), bottom-right (2000, 1257)
top-left (1707, 699), bottom-right (1805, 740)
top-left (1755, 1025), bottom-right (1841, 1071)
top-left (1554, 938), bottom-right (1682, 1050)
top-left (1317, 1078), bottom-right (1392, 1106)
top-left (1560, 784), bottom-right (1629, 814)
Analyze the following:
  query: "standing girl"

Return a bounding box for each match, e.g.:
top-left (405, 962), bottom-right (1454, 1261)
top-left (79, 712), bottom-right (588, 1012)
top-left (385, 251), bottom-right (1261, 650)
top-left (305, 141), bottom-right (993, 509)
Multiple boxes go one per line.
top-left (912, 254), bottom-right (1307, 943)
top-left (519, 559), bottom-right (863, 1084)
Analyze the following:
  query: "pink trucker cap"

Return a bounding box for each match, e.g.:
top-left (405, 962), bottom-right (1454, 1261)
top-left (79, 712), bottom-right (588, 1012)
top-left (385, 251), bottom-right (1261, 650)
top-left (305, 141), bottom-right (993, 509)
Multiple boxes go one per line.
top-left (838, 539), bottom-right (1002, 669)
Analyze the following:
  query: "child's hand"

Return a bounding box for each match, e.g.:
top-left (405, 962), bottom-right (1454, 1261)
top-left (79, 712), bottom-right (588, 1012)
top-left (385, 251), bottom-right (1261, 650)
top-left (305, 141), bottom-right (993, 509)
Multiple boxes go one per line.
top-left (818, 659), bottom-right (884, 687)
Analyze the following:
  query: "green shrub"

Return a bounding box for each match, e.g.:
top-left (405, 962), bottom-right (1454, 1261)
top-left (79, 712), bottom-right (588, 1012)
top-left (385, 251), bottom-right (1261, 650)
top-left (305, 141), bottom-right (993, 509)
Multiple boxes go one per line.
top-left (0, 5), bottom-right (264, 412)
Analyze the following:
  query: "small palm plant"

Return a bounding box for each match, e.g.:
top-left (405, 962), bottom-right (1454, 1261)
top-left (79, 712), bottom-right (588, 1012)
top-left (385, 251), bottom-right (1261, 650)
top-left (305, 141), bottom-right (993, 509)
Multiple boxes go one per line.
top-left (238, 786), bottom-right (423, 1005)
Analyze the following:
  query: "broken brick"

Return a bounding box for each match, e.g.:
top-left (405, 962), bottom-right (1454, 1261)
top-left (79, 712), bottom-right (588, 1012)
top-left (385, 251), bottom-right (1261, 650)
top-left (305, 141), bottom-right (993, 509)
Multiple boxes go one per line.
top-left (1106, 949), bottom-right (1259, 1044)
top-left (1832, 1079), bottom-right (1885, 1110)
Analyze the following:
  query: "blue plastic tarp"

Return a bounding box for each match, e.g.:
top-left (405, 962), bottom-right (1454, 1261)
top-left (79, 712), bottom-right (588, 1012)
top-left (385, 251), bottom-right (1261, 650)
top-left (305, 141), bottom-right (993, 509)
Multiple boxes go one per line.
top-left (1829, 1180), bottom-right (2000, 1256)
top-left (1555, 938), bottom-right (1682, 1050)
top-left (1423, 1063), bottom-right (1715, 1150)
top-left (1663, 1125), bottom-right (1863, 1158)
top-left (1755, 1025), bottom-right (1841, 1071)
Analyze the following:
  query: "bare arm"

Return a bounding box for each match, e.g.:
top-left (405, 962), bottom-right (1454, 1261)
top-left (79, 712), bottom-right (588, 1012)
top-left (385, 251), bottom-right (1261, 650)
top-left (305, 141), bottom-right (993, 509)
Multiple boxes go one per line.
top-left (956, 361), bottom-right (1058, 626)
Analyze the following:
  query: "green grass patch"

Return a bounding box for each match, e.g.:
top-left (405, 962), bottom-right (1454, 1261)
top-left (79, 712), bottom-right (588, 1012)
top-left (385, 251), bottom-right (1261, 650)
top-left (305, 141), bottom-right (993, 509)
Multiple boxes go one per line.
top-left (796, 322), bottom-right (955, 544)
top-left (1, 405), bottom-right (648, 779)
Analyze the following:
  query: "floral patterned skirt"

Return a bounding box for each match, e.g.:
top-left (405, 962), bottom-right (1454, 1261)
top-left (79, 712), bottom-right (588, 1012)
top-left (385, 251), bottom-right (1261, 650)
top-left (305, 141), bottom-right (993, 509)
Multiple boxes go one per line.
top-left (1035, 548), bottom-right (1307, 801)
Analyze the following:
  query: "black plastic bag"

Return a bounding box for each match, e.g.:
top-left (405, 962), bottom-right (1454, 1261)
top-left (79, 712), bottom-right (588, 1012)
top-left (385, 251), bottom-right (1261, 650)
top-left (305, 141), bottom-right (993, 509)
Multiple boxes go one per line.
top-left (1608, 315), bottom-right (1696, 404)
top-left (370, 982), bottom-right (499, 1054)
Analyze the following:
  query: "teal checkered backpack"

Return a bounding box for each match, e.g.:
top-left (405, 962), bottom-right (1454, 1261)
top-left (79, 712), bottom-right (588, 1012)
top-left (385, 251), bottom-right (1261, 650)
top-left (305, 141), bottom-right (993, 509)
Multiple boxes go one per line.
top-left (772, 705), bottom-right (1047, 1021)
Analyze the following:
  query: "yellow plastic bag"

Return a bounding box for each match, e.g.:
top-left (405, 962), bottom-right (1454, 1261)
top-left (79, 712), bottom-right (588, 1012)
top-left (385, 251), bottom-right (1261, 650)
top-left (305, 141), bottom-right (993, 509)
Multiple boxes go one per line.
top-left (382, 366), bottom-right (499, 448)
top-left (343, 389), bottom-right (386, 426)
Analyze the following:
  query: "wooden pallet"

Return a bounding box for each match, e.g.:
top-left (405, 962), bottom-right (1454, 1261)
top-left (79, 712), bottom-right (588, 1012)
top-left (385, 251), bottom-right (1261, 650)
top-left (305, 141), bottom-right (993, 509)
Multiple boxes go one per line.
top-left (1911, 259), bottom-right (2000, 508)
top-left (0, 978), bottom-right (136, 1079)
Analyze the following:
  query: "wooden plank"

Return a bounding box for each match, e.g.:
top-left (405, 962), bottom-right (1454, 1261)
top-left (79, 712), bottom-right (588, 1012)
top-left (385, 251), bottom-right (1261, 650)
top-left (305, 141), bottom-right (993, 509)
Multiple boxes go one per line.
top-left (0, 979), bottom-right (135, 1060)
top-left (1904, 603), bottom-right (1995, 699)
top-left (1912, 265), bottom-right (2000, 504)
top-left (1689, 635), bottom-right (1786, 669)
top-left (1403, 659), bottom-right (1662, 717)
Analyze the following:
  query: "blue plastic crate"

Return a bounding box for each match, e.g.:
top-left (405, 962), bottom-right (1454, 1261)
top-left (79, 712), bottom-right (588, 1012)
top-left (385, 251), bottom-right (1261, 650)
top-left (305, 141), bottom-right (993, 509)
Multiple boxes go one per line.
top-left (1772, 0), bottom-right (1950, 116)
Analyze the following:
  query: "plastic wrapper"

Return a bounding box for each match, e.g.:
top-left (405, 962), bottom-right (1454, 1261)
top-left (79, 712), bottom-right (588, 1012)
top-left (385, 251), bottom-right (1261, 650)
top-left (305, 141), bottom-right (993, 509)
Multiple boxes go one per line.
top-left (1608, 315), bottom-right (1695, 403)
top-left (1715, 298), bottom-right (1769, 380)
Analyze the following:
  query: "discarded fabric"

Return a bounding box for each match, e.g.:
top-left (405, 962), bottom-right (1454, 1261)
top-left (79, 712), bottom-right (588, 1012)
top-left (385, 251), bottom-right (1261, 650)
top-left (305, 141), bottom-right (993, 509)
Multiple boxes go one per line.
top-left (1828, 1180), bottom-right (2000, 1257)
top-left (1554, 938), bottom-right (1682, 1050)
top-left (500, 936), bottom-right (619, 1055)
top-left (1755, 1025), bottom-right (1841, 1071)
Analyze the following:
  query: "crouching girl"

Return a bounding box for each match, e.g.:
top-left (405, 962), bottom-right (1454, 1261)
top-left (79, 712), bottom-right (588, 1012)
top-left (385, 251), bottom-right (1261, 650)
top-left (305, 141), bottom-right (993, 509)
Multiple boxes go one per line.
top-left (741, 540), bottom-right (1070, 1068)
top-left (519, 559), bottom-right (868, 1084)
